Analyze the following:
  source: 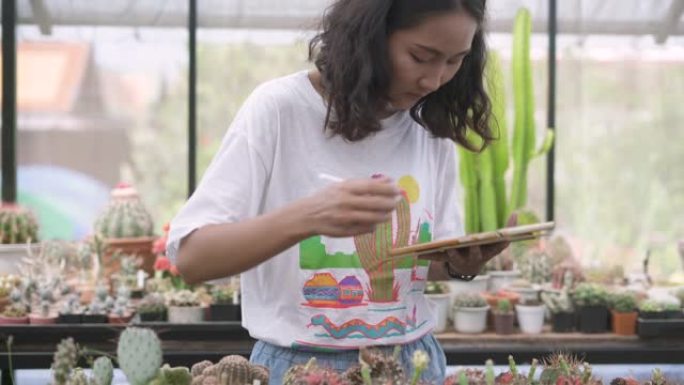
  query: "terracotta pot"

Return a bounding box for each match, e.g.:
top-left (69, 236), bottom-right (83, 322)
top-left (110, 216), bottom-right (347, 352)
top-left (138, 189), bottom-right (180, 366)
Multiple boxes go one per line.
top-left (108, 313), bottom-right (134, 325)
top-left (0, 315), bottom-right (29, 324)
top-left (29, 314), bottom-right (58, 325)
top-left (611, 310), bottom-right (637, 336)
top-left (104, 237), bottom-right (156, 276)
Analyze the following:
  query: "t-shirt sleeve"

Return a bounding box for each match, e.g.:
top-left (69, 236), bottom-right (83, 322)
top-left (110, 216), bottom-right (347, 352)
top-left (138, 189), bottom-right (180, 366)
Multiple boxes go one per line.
top-left (165, 86), bottom-right (279, 265)
top-left (432, 141), bottom-right (465, 241)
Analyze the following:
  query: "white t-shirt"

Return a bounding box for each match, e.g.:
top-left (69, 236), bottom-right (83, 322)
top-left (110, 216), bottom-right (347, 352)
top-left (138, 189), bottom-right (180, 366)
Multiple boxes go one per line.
top-left (167, 71), bottom-right (464, 350)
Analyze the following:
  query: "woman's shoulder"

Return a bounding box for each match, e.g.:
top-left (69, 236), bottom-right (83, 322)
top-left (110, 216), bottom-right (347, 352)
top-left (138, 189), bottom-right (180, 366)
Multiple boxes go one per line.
top-left (248, 70), bottom-right (317, 109)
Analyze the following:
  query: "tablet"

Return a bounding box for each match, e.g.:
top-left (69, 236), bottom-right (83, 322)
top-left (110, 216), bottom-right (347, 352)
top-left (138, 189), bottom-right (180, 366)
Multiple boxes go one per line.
top-left (389, 221), bottom-right (555, 257)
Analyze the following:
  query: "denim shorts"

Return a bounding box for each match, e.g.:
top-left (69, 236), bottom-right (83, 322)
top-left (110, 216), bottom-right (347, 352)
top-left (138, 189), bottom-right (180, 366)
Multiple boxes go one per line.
top-left (249, 333), bottom-right (446, 384)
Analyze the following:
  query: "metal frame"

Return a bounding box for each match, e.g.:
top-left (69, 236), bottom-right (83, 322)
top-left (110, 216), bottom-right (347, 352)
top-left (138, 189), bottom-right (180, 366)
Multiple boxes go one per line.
top-left (1, 0), bottom-right (17, 203)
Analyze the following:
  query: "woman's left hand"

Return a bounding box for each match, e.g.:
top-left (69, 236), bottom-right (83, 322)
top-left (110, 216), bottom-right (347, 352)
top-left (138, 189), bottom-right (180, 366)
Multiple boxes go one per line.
top-left (418, 214), bottom-right (518, 276)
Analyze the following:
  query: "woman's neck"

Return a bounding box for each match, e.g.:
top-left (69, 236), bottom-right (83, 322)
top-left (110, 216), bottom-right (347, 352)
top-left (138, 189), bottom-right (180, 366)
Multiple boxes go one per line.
top-left (307, 69), bottom-right (400, 120)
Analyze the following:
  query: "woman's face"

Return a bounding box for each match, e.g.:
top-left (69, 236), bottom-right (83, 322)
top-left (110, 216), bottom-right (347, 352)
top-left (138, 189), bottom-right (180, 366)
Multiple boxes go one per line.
top-left (387, 11), bottom-right (478, 110)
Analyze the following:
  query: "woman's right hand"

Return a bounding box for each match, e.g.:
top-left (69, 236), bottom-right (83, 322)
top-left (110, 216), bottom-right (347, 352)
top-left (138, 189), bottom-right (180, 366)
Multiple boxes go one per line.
top-left (301, 176), bottom-right (402, 238)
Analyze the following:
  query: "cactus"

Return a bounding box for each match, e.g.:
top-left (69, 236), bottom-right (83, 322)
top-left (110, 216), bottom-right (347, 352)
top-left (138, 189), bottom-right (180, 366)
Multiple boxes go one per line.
top-left (343, 347), bottom-right (405, 385)
top-left (285, 357), bottom-right (349, 385)
top-left (92, 357), bottom-right (114, 385)
top-left (117, 327), bottom-right (163, 385)
top-left (518, 248), bottom-right (553, 284)
top-left (539, 353), bottom-right (600, 385)
top-left (67, 368), bottom-right (95, 385)
top-left (354, 191), bottom-right (411, 302)
top-left (572, 283), bottom-right (609, 307)
top-left (458, 9), bottom-right (553, 234)
top-left (540, 290), bottom-right (574, 314)
top-left (453, 293), bottom-right (487, 309)
top-left (94, 183), bottom-right (154, 238)
top-left (52, 338), bottom-right (80, 385)
top-left (149, 364), bottom-right (192, 385)
top-left (0, 203), bottom-right (39, 244)
top-left (191, 356), bottom-right (268, 385)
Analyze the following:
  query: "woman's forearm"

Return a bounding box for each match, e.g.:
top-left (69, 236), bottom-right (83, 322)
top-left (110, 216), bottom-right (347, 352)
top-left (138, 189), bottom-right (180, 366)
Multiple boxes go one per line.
top-left (176, 199), bottom-right (314, 284)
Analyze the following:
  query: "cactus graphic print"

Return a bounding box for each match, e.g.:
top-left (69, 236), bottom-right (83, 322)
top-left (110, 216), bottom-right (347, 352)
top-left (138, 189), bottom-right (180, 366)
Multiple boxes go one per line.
top-left (296, 175), bottom-right (440, 349)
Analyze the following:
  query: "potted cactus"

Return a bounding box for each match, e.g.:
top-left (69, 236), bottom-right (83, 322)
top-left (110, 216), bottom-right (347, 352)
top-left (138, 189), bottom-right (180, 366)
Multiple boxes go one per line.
top-left (638, 299), bottom-right (682, 319)
top-left (166, 289), bottom-right (204, 323)
top-left (137, 292), bottom-right (168, 322)
top-left (572, 283), bottom-right (610, 333)
top-left (108, 286), bottom-right (134, 324)
top-left (0, 203), bottom-right (41, 275)
top-left (507, 278), bottom-right (540, 304)
top-left (93, 183), bottom-right (157, 276)
top-left (82, 285), bottom-right (112, 324)
top-left (609, 291), bottom-right (638, 336)
top-left (493, 298), bottom-right (516, 335)
top-left (0, 287), bottom-right (29, 324)
top-left (29, 281), bottom-right (58, 324)
top-left (541, 289), bottom-right (575, 332)
top-left (424, 281), bottom-right (450, 333)
top-left (58, 292), bottom-right (83, 324)
top-left (209, 284), bottom-right (241, 322)
top-left (452, 292), bottom-right (489, 333)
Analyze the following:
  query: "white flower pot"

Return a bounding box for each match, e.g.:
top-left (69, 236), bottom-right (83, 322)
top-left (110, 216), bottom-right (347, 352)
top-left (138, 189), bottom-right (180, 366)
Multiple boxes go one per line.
top-left (453, 306), bottom-right (489, 334)
top-left (168, 306), bottom-right (204, 324)
top-left (0, 243), bottom-right (41, 275)
top-left (509, 286), bottom-right (541, 304)
top-left (488, 270), bottom-right (521, 292)
top-left (426, 293), bottom-right (450, 333)
top-left (445, 275), bottom-right (489, 319)
top-left (515, 304), bottom-right (546, 334)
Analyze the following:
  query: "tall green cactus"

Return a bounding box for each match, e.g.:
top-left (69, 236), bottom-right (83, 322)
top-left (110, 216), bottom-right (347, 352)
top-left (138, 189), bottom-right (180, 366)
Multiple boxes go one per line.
top-left (117, 327), bottom-right (163, 385)
top-left (458, 7), bottom-right (554, 234)
top-left (354, 193), bottom-right (411, 302)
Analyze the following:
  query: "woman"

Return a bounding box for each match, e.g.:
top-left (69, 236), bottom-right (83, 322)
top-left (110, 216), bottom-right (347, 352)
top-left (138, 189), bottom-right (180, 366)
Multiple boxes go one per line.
top-left (167, 0), bottom-right (509, 382)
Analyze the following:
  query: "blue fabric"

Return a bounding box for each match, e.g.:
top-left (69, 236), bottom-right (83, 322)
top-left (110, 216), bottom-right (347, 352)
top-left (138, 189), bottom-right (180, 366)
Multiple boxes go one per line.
top-left (250, 333), bottom-right (446, 384)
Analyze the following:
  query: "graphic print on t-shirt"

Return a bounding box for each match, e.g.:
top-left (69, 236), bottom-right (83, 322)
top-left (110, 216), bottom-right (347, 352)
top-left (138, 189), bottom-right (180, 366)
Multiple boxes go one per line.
top-left (297, 175), bottom-right (434, 344)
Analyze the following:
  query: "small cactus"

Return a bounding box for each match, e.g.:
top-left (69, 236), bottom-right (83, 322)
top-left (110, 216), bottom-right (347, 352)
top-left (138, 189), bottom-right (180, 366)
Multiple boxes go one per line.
top-left (94, 183), bottom-right (154, 238)
top-left (92, 357), bottom-right (114, 385)
top-left (66, 368), bottom-right (95, 385)
top-left (117, 327), bottom-right (163, 385)
top-left (150, 364), bottom-right (192, 385)
top-left (453, 293), bottom-right (487, 309)
top-left (0, 203), bottom-right (39, 244)
top-left (52, 338), bottom-right (80, 385)
top-left (343, 347), bottom-right (405, 385)
top-left (284, 358), bottom-right (349, 385)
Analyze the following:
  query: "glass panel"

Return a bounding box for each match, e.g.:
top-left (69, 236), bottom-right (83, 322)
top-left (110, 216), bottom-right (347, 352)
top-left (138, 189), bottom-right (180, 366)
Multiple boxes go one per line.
top-left (14, 0), bottom-right (188, 240)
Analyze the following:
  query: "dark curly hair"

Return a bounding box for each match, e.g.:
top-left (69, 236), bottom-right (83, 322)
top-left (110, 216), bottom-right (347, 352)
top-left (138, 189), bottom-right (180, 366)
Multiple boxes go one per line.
top-left (309, 0), bottom-right (493, 151)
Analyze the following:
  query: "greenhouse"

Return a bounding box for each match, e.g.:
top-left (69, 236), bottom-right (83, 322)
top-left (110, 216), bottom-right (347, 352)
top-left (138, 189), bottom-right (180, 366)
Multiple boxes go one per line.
top-left (0, 0), bottom-right (683, 384)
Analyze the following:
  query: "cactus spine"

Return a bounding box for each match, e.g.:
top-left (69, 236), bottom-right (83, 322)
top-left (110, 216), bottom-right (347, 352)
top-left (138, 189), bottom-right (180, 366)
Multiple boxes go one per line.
top-left (117, 327), bottom-right (163, 385)
top-left (0, 203), bottom-right (39, 244)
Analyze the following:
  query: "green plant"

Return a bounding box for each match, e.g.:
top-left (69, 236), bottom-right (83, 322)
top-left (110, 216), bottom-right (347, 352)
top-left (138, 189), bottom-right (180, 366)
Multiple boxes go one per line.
top-left (610, 292), bottom-right (638, 313)
top-left (637, 299), bottom-right (679, 313)
top-left (211, 285), bottom-right (238, 304)
top-left (166, 290), bottom-right (201, 307)
top-left (51, 337), bottom-right (80, 385)
top-left (117, 327), bottom-right (163, 385)
top-left (342, 347), bottom-right (404, 385)
top-left (453, 293), bottom-right (487, 309)
top-left (0, 203), bottom-right (39, 244)
top-left (94, 183), bottom-right (155, 238)
top-left (138, 293), bottom-right (167, 314)
top-left (495, 298), bottom-right (514, 315)
top-left (457, 8), bottom-right (554, 234)
top-left (424, 281), bottom-right (449, 295)
top-left (540, 354), bottom-right (600, 385)
top-left (190, 356), bottom-right (268, 385)
top-left (572, 283), bottom-right (609, 307)
top-left (540, 290), bottom-right (574, 314)
top-left (92, 357), bottom-right (114, 385)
